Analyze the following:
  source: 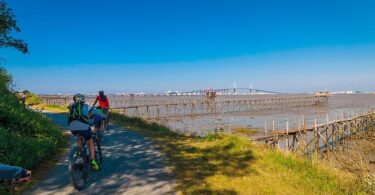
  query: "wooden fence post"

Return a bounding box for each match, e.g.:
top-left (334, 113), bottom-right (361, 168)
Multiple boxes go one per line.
top-left (314, 119), bottom-right (319, 153)
top-left (286, 119), bottom-right (289, 151)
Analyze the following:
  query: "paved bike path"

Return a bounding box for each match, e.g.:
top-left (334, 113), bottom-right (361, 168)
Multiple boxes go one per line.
top-left (26, 113), bottom-right (176, 195)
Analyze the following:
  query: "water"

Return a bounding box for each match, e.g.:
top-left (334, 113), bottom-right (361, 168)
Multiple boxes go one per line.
top-left (43, 94), bottom-right (374, 136)
top-left (157, 94), bottom-right (375, 135)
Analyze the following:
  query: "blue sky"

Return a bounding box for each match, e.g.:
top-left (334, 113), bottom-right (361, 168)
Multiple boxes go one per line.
top-left (1, 0), bottom-right (375, 93)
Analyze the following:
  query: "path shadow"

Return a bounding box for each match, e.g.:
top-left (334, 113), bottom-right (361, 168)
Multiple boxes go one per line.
top-left (156, 134), bottom-right (255, 194)
top-left (27, 114), bottom-right (176, 195)
top-left (82, 125), bottom-right (175, 194)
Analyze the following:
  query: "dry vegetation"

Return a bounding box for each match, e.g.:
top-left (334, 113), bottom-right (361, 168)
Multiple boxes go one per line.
top-left (321, 130), bottom-right (375, 194)
top-left (34, 104), bottom-right (68, 113)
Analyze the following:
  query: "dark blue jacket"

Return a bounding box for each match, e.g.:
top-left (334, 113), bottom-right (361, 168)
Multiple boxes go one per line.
top-left (0, 163), bottom-right (27, 180)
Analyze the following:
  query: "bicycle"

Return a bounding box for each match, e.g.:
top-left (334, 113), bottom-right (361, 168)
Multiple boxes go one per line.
top-left (68, 133), bottom-right (102, 191)
top-left (94, 122), bottom-right (103, 143)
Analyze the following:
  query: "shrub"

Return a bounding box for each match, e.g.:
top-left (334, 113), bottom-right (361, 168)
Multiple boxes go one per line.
top-left (0, 68), bottom-right (62, 169)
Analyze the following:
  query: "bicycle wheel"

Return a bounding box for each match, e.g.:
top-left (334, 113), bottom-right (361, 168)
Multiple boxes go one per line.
top-left (99, 129), bottom-right (103, 142)
top-left (93, 137), bottom-right (103, 170)
top-left (97, 126), bottom-right (103, 143)
top-left (68, 146), bottom-right (89, 191)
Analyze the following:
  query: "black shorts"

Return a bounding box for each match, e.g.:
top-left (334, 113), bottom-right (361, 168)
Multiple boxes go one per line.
top-left (71, 129), bottom-right (92, 140)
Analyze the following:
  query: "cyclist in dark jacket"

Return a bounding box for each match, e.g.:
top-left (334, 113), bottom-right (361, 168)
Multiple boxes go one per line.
top-left (0, 163), bottom-right (31, 181)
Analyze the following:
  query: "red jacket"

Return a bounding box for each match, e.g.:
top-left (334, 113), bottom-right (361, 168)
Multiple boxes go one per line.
top-left (96, 95), bottom-right (109, 108)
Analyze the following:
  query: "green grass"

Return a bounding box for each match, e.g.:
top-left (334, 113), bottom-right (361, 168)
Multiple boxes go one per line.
top-left (232, 127), bottom-right (258, 136)
top-left (19, 132), bottom-right (70, 193)
top-left (110, 112), bottom-right (362, 194)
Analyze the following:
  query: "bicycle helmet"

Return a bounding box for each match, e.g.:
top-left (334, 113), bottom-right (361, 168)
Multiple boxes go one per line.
top-left (73, 93), bottom-right (85, 103)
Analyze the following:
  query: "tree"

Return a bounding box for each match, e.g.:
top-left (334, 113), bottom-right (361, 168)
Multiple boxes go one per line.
top-left (0, 0), bottom-right (28, 53)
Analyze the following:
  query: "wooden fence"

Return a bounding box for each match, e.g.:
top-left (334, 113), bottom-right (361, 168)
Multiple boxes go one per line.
top-left (253, 108), bottom-right (375, 155)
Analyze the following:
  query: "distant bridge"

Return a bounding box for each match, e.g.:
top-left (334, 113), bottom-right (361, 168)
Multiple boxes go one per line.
top-left (175, 88), bottom-right (283, 95)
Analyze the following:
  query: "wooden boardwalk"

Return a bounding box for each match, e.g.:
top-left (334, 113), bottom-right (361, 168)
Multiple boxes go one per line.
top-left (110, 95), bottom-right (327, 119)
top-left (40, 94), bottom-right (328, 119)
top-left (253, 109), bottom-right (375, 155)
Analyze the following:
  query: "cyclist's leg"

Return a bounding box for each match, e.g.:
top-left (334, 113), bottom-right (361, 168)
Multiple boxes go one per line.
top-left (103, 108), bottom-right (109, 131)
top-left (80, 128), bottom-right (99, 171)
top-left (103, 108), bottom-right (109, 119)
top-left (87, 139), bottom-right (95, 160)
top-left (77, 136), bottom-right (82, 148)
top-left (87, 139), bottom-right (99, 171)
top-left (71, 131), bottom-right (82, 148)
top-left (101, 118), bottom-right (105, 129)
top-left (80, 129), bottom-right (94, 160)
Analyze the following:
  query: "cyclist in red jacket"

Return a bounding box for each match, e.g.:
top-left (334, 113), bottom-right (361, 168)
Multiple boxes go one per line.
top-left (92, 90), bottom-right (110, 115)
top-left (92, 90), bottom-right (109, 109)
